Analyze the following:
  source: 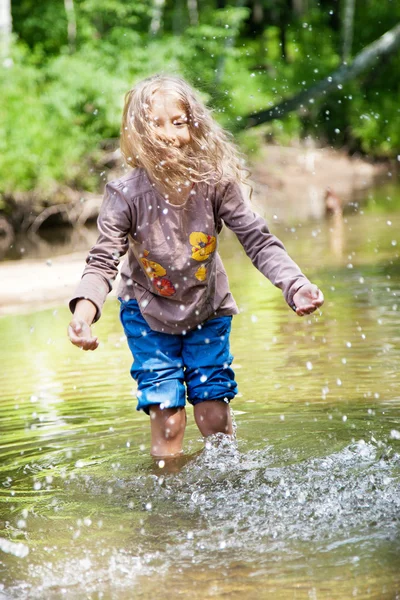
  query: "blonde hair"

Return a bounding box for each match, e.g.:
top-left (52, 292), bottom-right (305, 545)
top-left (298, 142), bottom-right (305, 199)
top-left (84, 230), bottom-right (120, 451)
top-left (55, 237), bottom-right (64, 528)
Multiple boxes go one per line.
top-left (120, 74), bottom-right (248, 196)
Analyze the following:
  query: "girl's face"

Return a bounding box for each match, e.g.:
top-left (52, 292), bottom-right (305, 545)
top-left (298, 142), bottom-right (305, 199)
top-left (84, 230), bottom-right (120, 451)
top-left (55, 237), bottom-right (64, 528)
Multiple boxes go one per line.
top-left (150, 91), bottom-right (191, 148)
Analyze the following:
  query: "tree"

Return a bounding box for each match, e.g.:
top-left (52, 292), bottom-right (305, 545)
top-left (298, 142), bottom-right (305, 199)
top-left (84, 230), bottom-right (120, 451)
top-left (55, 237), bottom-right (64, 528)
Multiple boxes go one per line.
top-left (342, 0), bottom-right (356, 62)
top-left (239, 22), bottom-right (400, 128)
top-left (0, 0), bottom-right (12, 59)
top-left (150, 0), bottom-right (166, 35)
top-left (64, 0), bottom-right (76, 53)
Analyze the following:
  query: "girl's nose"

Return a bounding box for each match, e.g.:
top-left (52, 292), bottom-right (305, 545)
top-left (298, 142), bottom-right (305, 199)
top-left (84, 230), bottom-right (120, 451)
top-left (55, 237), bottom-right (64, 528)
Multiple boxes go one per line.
top-left (159, 124), bottom-right (179, 146)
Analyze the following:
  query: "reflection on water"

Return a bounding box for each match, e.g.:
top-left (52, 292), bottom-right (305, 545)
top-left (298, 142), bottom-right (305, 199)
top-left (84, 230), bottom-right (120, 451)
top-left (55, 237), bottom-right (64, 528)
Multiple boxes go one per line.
top-left (1, 186), bottom-right (400, 599)
top-left (2, 225), bottom-right (98, 262)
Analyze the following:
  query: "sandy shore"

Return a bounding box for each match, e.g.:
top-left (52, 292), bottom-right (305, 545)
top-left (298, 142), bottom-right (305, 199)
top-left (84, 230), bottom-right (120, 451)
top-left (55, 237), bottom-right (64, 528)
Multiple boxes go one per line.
top-left (0, 252), bottom-right (90, 316)
top-left (0, 144), bottom-right (388, 317)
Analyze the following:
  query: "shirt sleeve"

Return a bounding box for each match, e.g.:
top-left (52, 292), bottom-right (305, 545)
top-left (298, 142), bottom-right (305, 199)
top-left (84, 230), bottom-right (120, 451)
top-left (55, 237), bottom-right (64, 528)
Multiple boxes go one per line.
top-left (215, 181), bottom-right (310, 309)
top-left (69, 181), bottom-right (134, 321)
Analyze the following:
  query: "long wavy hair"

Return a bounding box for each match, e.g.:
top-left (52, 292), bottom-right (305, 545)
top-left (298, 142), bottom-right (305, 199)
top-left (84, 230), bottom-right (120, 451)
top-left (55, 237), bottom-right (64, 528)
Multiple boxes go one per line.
top-left (120, 74), bottom-right (248, 197)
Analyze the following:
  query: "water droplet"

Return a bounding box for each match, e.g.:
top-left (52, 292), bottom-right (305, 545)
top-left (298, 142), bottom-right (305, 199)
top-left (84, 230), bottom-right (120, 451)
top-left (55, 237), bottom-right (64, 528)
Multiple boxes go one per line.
top-left (0, 538), bottom-right (29, 558)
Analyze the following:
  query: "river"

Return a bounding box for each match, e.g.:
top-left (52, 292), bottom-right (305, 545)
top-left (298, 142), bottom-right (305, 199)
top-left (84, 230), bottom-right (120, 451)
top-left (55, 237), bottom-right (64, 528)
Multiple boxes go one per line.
top-left (0, 182), bottom-right (399, 599)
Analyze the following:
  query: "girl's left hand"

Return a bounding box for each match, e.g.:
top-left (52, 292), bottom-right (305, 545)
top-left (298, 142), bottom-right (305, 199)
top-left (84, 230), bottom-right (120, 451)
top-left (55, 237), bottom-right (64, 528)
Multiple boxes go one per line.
top-left (292, 284), bottom-right (324, 316)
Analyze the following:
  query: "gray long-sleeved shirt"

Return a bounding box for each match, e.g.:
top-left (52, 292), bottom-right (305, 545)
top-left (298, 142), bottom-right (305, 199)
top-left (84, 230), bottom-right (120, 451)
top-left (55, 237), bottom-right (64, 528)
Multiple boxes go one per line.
top-left (69, 168), bottom-right (310, 334)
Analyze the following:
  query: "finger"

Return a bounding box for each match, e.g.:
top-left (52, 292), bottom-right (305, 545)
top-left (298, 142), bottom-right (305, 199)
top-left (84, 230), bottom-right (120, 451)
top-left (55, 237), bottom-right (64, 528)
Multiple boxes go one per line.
top-left (314, 290), bottom-right (324, 306)
top-left (70, 338), bottom-right (85, 348)
top-left (311, 285), bottom-right (321, 299)
top-left (86, 338), bottom-right (99, 351)
top-left (81, 337), bottom-right (99, 351)
top-left (296, 303), bottom-right (315, 316)
top-left (308, 291), bottom-right (324, 309)
top-left (298, 302), bottom-right (323, 316)
top-left (300, 289), bottom-right (324, 308)
top-left (69, 330), bottom-right (98, 349)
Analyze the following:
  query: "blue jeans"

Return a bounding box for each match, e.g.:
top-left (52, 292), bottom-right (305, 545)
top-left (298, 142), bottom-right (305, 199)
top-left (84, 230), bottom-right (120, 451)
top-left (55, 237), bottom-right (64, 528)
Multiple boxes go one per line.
top-left (119, 299), bottom-right (238, 414)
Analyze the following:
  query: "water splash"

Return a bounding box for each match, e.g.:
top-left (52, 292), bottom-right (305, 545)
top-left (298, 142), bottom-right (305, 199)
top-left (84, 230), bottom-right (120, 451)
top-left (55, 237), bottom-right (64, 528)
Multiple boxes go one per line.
top-left (3, 437), bottom-right (400, 599)
top-left (0, 537), bottom-right (29, 559)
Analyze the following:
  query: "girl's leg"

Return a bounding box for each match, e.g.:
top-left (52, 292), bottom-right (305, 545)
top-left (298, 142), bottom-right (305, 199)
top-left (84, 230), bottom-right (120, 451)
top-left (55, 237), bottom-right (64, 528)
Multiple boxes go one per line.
top-left (193, 400), bottom-right (233, 437)
top-left (149, 406), bottom-right (187, 457)
top-left (183, 315), bottom-right (237, 439)
top-left (120, 299), bottom-right (187, 456)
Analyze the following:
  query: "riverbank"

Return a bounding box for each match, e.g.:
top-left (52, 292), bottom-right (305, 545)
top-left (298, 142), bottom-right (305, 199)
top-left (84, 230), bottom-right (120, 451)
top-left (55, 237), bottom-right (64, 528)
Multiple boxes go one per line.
top-left (0, 252), bottom-right (89, 317)
top-left (249, 143), bottom-right (388, 221)
top-left (0, 143), bottom-right (391, 316)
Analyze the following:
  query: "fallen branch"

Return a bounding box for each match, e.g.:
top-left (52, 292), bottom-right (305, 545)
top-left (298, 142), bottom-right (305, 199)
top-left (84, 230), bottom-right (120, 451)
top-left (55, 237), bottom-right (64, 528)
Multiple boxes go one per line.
top-left (238, 22), bottom-right (400, 129)
top-left (28, 204), bottom-right (72, 234)
top-left (27, 194), bottom-right (102, 233)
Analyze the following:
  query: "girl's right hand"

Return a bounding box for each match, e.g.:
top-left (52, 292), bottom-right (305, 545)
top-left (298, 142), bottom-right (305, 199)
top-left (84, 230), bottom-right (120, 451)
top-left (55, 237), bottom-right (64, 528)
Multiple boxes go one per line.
top-left (68, 318), bottom-right (99, 351)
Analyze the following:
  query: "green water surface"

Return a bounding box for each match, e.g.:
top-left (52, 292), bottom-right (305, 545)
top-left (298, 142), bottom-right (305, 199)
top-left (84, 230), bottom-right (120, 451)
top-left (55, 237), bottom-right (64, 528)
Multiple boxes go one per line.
top-left (0, 184), bottom-right (399, 599)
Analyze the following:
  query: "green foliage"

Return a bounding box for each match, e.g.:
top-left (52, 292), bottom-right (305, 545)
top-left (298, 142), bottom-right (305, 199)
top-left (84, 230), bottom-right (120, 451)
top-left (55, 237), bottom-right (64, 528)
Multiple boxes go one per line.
top-left (2, 0), bottom-right (399, 200)
top-left (0, 46), bottom-right (127, 196)
top-left (11, 0), bottom-right (67, 54)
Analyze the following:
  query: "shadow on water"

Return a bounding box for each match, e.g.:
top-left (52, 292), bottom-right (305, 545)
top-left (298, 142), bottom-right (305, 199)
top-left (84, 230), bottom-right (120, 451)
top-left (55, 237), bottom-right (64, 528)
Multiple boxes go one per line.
top-left (1, 182), bottom-right (400, 599)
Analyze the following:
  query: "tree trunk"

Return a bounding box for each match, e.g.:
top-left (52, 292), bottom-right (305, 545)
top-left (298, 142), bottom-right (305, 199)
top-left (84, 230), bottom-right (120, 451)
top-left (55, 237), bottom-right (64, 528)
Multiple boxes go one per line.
top-left (0, 0), bottom-right (12, 59)
top-left (187, 0), bottom-right (198, 26)
top-left (215, 0), bottom-right (246, 85)
top-left (279, 19), bottom-right (287, 62)
top-left (292, 0), bottom-right (307, 17)
top-left (173, 0), bottom-right (185, 35)
top-left (64, 0), bottom-right (77, 53)
top-left (342, 0), bottom-right (356, 62)
top-left (150, 0), bottom-right (166, 35)
top-left (239, 22), bottom-right (400, 129)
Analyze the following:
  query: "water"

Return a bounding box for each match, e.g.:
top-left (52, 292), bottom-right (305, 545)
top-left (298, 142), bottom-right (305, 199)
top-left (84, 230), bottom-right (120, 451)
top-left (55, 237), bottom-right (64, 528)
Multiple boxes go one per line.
top-left (1, 184), bottom-right (400, 599)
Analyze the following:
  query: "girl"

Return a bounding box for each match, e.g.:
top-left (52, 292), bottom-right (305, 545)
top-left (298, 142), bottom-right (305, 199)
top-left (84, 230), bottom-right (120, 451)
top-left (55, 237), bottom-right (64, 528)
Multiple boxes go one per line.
top-left (68, 74), bottom-right (324, 458)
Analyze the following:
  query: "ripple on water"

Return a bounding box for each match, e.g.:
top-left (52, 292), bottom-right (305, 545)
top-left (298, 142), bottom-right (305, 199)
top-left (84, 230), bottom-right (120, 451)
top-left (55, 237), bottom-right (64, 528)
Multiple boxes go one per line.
top-left (2, 435), bottom-right (400, 599)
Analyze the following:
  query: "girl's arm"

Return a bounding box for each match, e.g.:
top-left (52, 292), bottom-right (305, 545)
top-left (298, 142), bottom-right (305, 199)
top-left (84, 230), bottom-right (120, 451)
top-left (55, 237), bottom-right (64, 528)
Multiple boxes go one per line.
top-left (68, 181), bottom-right (134, 349)
top-left (216, 182), bottom-right (323, 314)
